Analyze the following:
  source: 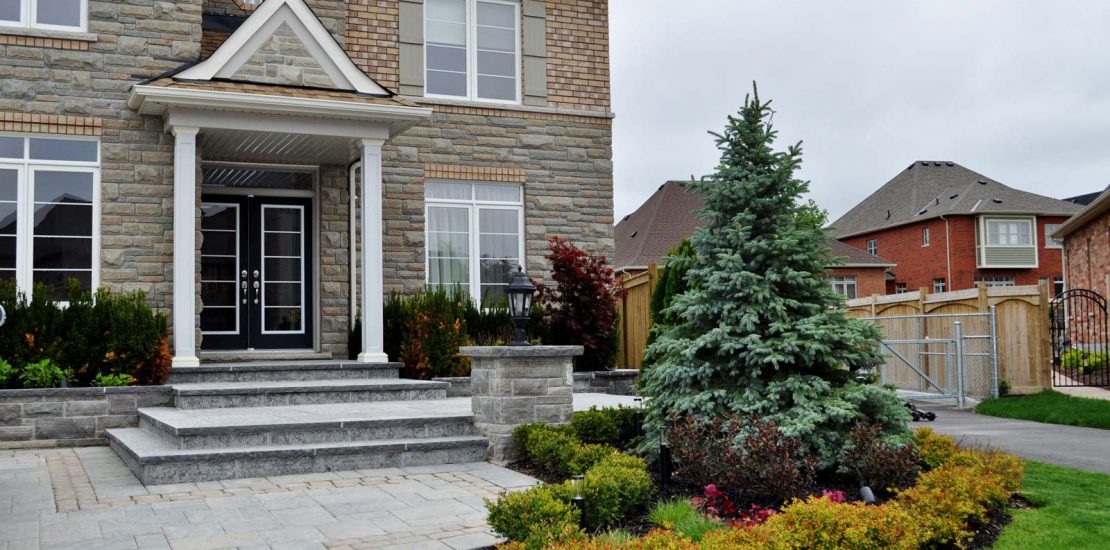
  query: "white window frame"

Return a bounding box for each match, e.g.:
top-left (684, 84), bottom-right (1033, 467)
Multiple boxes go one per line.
top-left (0, 134), bottom-right (100, 301)
top-left (922, 227), bottom-right (930, 247)
top-left (1044, 223), bottom-right (1063, 249)
top-left (260, 204), bottom-right (306, 335)
top-left (828, 275), bottom-right (857, 300)
top-left (424, 180), bottom-right (525, 306)
top-left (895, 283), bottom-right (907, 294)
top-left (424, 0), bottom-right (522, 104)
top-left (976, 275), bottom-right (1017, 288)
top-left (866, 239), bottom-right (877, 256)
top-left (982, 217), bottom-right (1035, 247)
top-left (932, 278), bottom-right (946, 293)
top-left (0, 0), bottom-right (88, 33)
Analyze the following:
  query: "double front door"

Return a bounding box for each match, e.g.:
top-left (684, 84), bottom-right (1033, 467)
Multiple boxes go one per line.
top-left (200, 195), bottom-right (314, 350)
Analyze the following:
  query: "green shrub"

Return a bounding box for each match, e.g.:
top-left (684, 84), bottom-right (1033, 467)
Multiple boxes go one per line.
top-left (93, 373), bottom-right (135, 387)
top-left (0, 358), bottom-right (15, 389)
top-left (485, 485), bottom-right (583, 548)
top-left (1059, 349), bottom-right (1109, 373)
top-left (569, 444), bottom-right (617, 476)
top-left (19, 359), bottom-right (68, 389)
top-left (576, 453), bottom-right (654, 530)
top-left (913, 427), bottom-right (958, 470)
top-left (526, 428), bottom-right (581, 478)
top-left (571, 406), bottom-right (640, 450)
top-left (649, 499), bottom-right (722, 542)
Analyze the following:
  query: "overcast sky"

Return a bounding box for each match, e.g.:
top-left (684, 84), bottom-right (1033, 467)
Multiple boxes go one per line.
top-left (608, 0), bottom-right (1110, 222)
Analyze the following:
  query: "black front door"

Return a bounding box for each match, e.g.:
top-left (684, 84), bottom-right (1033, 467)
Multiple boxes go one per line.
top-left (200, 195), bottom-right (314, 350)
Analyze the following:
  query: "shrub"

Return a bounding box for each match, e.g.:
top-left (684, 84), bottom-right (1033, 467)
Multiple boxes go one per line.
top-left (93, 373), bottom-right (135, 387)
top-left (576, 453), bottom-right (655, 530)
top-left (485, 485), bottom-right (583, 548)
top-left (1059, 349), bottom-right (1109, 373)
top-left (641, 239), bottom-right (696, 388)
top-left (668, 415), bottom-right (817, 504)
top-left (572, 406), bottom-right (640, 449)
top-left (537, 236), bottom-right (622, 372)
top-left (570, 444), bottom-right (618, 476)
top-left (837, 421), bottom-right (920, 494)
top-left (649, 500), bottom-right (722, 542)
top-left (756, 495), bottom-right (921, 550)
top-left (513, 422), bottom-right (620, 477)
top-left (913, 427), bottom-right (958, 470)
top-left (0, 359), bottom-right (15, 389)
top-left (19, 359), bottom-right (69, 389)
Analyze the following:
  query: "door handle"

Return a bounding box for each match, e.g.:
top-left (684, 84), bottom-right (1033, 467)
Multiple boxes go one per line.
top-left (253, 280), bottom-right (260, 304)
top-left (253, 270), bottom-right (260, 279)
top-left (241, 281), bottom-right (248, 304)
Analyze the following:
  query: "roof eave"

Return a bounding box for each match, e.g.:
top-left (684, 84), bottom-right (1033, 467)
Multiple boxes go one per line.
top-left (1053, 189), bottom-right (1110, 238)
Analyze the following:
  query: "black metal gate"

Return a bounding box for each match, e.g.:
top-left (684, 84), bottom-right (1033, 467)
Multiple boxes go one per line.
top-left (1050, 289), bottom-right (1110, 387)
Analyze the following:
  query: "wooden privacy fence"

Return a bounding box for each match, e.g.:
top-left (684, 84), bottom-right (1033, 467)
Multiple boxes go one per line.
top-left (846, 281), bottom-right (1053, 395)
top-left (616, 264), bottom-right (658, 370)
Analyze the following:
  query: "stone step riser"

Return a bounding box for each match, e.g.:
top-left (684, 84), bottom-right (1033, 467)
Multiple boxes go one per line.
top-left (174, 388), bottom-right (447, 409)
top-left (139, 417), bottom-right (477, 450)
top-left (108, 437), bottom-right (488, 485)
top-left (167, 368), bottom-right (400, 384)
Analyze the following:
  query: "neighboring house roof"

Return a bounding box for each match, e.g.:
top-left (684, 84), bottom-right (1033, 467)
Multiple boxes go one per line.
top-left (1053, 188), bottom-right (1110, 239)
top-left (1063, 186), bottom-right (1110, 206)
top-left (828, 161), bottom-right (1083, 239)
top-left (613, 181), bottom-right (895, 270)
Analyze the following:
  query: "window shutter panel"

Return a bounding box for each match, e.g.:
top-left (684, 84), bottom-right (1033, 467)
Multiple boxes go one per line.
top-left (521, 0), bottom-right (547, 106)
top-left (399, 0), bottom-right (425, 97)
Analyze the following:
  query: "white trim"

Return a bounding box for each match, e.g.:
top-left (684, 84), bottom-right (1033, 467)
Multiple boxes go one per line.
top-left (172, 126), bottom-right (200, 368)
top-left (1, 0), bottom-right (87, 33)
top-left (259, 204), bottom-right (307, 335)
top-left (357, 139), bottom-right (389, 363)
top-left (175, 0), bottom-right (388, 95)
top-left (977, 215), bottom-right (1039, 268)
top-left (424, 0), bottom-right (521, 104)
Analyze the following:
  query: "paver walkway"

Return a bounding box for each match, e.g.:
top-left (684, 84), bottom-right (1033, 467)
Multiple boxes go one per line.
top-left (919, 405), bottom-right (1110, 474)
top-left (0, 447), bottom-right (538, 550)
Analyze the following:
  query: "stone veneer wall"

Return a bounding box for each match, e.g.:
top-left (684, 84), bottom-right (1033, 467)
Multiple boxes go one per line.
top-left (0, 387), bottom-right (174, 448)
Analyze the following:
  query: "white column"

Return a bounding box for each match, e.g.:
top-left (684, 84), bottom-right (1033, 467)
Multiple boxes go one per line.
top-left (171, 126), bottom-right (201, 368)
top-left (358, 139), bottom-right (389, 363)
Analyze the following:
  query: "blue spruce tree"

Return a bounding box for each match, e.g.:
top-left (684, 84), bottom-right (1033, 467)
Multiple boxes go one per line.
top-left (640, 86), bottom-right (910, 465)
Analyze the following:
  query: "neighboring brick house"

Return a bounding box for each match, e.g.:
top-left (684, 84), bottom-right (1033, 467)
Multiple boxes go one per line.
top-left (0, 0), bottom-right (613, 366)
top-left (828, 161), bottom-right (1082, 296)
top-left (613, 181), bottom-right (894, 300)
top-left (1054, 188), bottom-right (1110, 296)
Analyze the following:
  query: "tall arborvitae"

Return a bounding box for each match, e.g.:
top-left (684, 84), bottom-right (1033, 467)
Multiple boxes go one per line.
top-left (640, 86), bottom-right (909, 464)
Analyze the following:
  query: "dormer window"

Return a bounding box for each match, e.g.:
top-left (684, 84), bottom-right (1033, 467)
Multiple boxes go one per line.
top-left (425, 0), bottom-right (520, 103)
top-left (0, 0), bottom-right (87, 32)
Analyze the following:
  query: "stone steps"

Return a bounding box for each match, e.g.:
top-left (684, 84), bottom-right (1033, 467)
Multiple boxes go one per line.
top-left (170, 379), bottom-right (448, 409)
top-left (107, 427), bottom-right (488, 485)
top-left (138, 402), bottom-right (476, 449)
top-left (167, 360), bottom-right (401, 383)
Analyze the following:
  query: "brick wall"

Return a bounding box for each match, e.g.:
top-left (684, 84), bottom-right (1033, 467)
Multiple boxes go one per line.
top-left (842, 215), bottom-right (1070, 294)
top-left (1063, 209), bottom-right (1110, 294)
top-left (346, 0), bottom-right (400, 91)
top-left (545, 0), bottom-right (610, 112)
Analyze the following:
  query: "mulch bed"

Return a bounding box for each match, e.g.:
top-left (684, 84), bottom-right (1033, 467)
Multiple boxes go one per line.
top-left (504, 460), bottom-right (1030, 547)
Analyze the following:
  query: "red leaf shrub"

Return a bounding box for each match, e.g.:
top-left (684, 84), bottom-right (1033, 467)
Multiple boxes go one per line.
top-left (537, 236), bottom-right (622, 372)
top-left (838, 421), bottom-right (920, 495)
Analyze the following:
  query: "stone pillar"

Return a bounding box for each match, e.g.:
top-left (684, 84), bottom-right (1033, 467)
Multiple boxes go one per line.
top-left (170, 126), bottom-right (200, 368)
top-left (358, 139), bottom-right (389, 363)
top-left (460, 346), bottom-right (583, 464)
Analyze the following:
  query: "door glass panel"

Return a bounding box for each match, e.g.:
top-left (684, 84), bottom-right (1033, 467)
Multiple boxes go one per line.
top-left (262, 206), bottom-right (303, 333)
top-left (201, 202), bottom-right (239, 335)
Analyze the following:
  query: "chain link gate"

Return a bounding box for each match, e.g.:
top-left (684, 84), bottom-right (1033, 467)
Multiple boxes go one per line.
top-left (1050, 289), bottom-right (1110, 387)
top-left (860, 308), bottom-right (1000, 408)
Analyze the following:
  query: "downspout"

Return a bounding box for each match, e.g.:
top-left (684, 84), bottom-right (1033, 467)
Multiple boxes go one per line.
top-left (349, 161), bottom-right (361, 327)
top-left (941, 215), bottom-right (953, 287)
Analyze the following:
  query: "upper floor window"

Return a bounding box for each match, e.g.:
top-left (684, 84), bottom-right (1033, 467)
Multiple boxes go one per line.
top-left (0, 134), bottom-right (99, 300)
top-left (828, 275), bottom-right (857, 300)
top-left (1044, 224), bottom-right (1063, 249)
top-left (425, 0), bottom-right (520, 103)
top-left (866, 239), bottom-right (877, 256)
top-left (922, 227), bottom-right (930, 247)
top-left (0, 0), bottom-right (87, 32)
top-left (985, 219), bottom-right (1032, 246)
top-left (425, 180), bottom-right (524, 306)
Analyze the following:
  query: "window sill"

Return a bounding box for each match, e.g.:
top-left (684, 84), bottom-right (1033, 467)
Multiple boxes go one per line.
top-left (414, 96), bottom-right (615, 120)
top-left (0, 26), bottom-right (97, 43)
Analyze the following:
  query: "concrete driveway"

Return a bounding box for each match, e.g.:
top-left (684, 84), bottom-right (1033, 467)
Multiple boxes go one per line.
top-left (917, 404), bottom-right (1110, 474)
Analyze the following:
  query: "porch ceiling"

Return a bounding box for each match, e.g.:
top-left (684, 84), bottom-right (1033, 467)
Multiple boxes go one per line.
top-left (199, 127), bottom-right (356, 164)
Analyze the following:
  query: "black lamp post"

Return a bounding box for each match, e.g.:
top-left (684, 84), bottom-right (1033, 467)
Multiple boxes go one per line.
top-left (506, 265), bottom-right (536, 346)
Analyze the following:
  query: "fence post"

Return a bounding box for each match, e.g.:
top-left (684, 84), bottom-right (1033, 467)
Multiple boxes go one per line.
top-left (989, 305), bottom-right (1000, 398)
top-left (954, 321), bottom-right (966, 408)
top-left (1038, 279), bottom-right (1052, 390)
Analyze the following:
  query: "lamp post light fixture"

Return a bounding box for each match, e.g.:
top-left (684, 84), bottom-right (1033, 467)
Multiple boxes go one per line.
top-left (506, 265), bottom-right (537, 346)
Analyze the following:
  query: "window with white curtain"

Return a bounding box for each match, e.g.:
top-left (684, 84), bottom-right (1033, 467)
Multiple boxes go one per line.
top-left (425, 0), bottom-right (520, 102)
top-left (0, 135), bottom-right (99, 300)
top-left (425, 181), bottom-right (523, 306)
top-left (985, 219), bottom-right (1032, 246)
top-left (0, 0), bottom-right (86, 32)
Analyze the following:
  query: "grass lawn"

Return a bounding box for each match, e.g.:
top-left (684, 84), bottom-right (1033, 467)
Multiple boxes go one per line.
top-left (975, 390), bottom-right (1110, 429)
top-left (994, 461), bottom-right (1110, 549)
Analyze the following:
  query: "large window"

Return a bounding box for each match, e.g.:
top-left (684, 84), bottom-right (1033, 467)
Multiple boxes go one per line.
top-left (0, 135), bottom-right (99, 299)
top-left (425, 180), bottom-right (523, 306)
top-left (0, 0), bottom-right (86, 32)
top-left (829, 275), bottom-right (857, 300)
top-left (425, 0), bottom-right (520, 103)
top-left (985, 219), bottom-right (1032, 246)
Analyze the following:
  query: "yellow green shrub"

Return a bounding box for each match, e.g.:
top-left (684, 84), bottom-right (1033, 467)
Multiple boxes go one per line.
top-left (913, 427), bottom-right (958, 469)
top-left (754, 496), bottom-right (921, 550)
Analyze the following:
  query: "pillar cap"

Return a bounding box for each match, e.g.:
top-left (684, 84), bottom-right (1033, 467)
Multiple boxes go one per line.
top-left (459, 345), bottom-right (584, 358)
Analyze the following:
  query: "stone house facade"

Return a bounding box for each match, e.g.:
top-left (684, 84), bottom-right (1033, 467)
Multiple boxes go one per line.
top-left (0, 0), bottom-right (613, 366)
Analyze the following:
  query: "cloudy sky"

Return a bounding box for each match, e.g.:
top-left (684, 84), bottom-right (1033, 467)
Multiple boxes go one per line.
top-left (608, 0), bottom-right (1110, 222)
